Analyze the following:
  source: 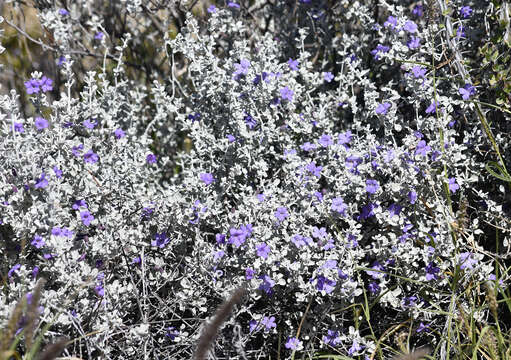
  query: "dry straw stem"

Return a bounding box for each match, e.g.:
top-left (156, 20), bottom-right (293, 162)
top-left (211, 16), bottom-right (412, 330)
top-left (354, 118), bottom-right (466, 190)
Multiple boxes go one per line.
top-left (25, 278), bottom-right (47, 350)
top-left (0, 289), bottom-right (27, 352)
top-left (37, 338), bottom-right (69, 360)
top-left (392, 347), bottom-right (430, 360)
top-left (194, 286), bottom-right (247, 360)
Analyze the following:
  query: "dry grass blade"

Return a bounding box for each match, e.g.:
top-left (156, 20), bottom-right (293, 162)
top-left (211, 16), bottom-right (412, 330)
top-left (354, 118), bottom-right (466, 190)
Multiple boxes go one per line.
top-left (194, 286), bottom-right (246, 360)
top-left (25, 278), bottom-right (47, 349)
top-left (392, 347), bottom-right (430, 360)
top-left (0, 291), bottom-right (27, 352)
top-left (37, 338), bottom-right (69, 360)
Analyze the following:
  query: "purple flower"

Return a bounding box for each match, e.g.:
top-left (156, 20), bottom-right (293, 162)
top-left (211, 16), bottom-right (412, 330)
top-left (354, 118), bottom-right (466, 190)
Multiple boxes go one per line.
top-left (83, 118), bottom-right (97, 129)
top-left (34, 117), bottom-right (49, 130)
top-left (365, 179), bottom-right (380, 194)
top-left (459, 252), bottom-right (478, 270)
top-left (314, 191), bottom-right (323, 203)
top-left (315, 275), bottom-right (336, 293)
top-left (375, 102), bottom-right (391, 115)
top-left (31, 235), bottom-right (45, 249)
top-left (402, 296), bottom-right (417, 307)
top-left (345, 155), bottom-right (362, 173)
top-left (403, 20), bottom-right (418, 33)
top-left (32, 266), bottom-right (39, 279)
top-left (322, 330), bottom-right (340, 346)
top-left (291, 234), bottom-right (306, 247)
top-left (256, 243), bottom-right (270, 259)
top-left (312, 226), bottom-right (327, 239)
top-left (415, 140), bottom-right (431, 156)
top-left (261, 316), bottom-right (276, 332)
top-left (228, 2), bottom-right (240, 8)
top-left (322, 260), bottom-right (337, 270)
top-left (245, 267), bottom-right (255, 280)
top-left (62, 228), bottom-right (74, 238)
top-left (39, 76), bottom-right (53, 92)
top-left (368, 281), bottom-right (380, 295)
top-left (348, 339), bottom-right (364, 355)
top-left (306, 161), bottom-right (322, 177)
top-left (448, 177), bottom-right (460, 193)
top-left (457, 25), bottom-right (466, 39)
top-left (53, 166), bottom-right (62, 178)
top-left (408, 190), bottom-right (417, 204)
top-left (8, 264), bottom-right (21, 278)
top-left (114, 128), bottom-right (125, 139)
top-left (425, 262), bottom-right (440, 280)
top-left (216, 233), bottom-right (226, 245)
top-left (146, 153), bottom-right (157, 164)
top-left (280, 87), bottom-right (294, 102)
top-left (407, 36), bottom-right (421, 49)
top-left (72, 144), bottom-right (83, 157)
top-left (416, 322), bottom-right (430, 333)
top-left (388, 203), bottom-right (402, 217)
top-left (94, 32), bottom-right (104, 40)
top-left (152, 232), bottom-right (170, 248)
top-left (229, 228), bottom-right (247, 247)
top-left (257, 193), bottom-right (265, 202)
top-left (165, 327), bottom-right (179, 340)
top-left (258, 274), bottom-right (275, 295)
top-left (95, 284), bottom-right (104, 297)
top-left (249, 320), bottom-right (258, 332)
top-left (57, 56), bottom-right (66, 66)
top-left (58, 8), bottom-right (69, 15)
top-left (384, 16), bottom-right (397, 29)
top-left (207, 5), bottom-right (217, 13)
top-left (234, 59), bottom-right (250, 77)
top-left (371, 44), bottom-right (390, 60)
top-left (24, 79), bottom-right (40, 94)
top-left (80, 211), bottom-right (94, 226)
top-left (366, 261), bottom-right (385, 279)
top-left (411, 65), bottom-right (427, 78)
top-left (288, 58), bottom-right (299, 71)
top-left (200, 173), bottom-right (215, 185)
top-left (213, 250), bottom-right (225, 261)
top-left (338, 130), bottom-right (353, 147)
top-left (244, 113), bottom-right (257, 129)
top-left (34, 173), bottom-right (48, 189)
top-left (285, 337), bottom-right (302, 350)
top-left (300, 142), bottom-right (317, 151)
top-left (318, 134), bottom-right (333, 147)
top-left (72, 199), bottom-right (87, 210)
top-left (275, 207), bottom-right (289, 221)
top-left (425, 100), bottom-right (439, 114)
top-left (413, 4), bottom-right (423, 16)
top-left (324, 72), bottom-right (334, 82)
top-left (188, 112), bottom-right (201, 122)
top-left (14, 122), bottom-right (24, 133)
top-left (459, 83), bottom-right (476, 100)
top-left (384, 149), bottom-right (395, 163)
top-left (460, 6), bottom-right (472, 18)
top-left (331, 197), bottom-right (347, 215)
top-left (83, 149), bottom-right (99, 164)
top-left (226, 134), bottom-right (235, 142)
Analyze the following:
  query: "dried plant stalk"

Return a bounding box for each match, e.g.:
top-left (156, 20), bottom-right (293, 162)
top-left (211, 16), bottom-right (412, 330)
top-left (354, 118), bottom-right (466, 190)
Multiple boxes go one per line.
top-left (0, 291), bottom-right (27, 352)
top-left (194, 286), bottom-right (246, 360)
top-left (25, 278), bottom-right (47, 349)
top-left (393, 347), bottom-right (430, 360)
top-left (38, 338), bottom-right (69, 360)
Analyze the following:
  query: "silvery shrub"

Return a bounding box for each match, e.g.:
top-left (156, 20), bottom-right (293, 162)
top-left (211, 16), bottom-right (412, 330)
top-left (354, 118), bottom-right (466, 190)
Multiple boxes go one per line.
top-left (0, 0), bottom-right (510, 358)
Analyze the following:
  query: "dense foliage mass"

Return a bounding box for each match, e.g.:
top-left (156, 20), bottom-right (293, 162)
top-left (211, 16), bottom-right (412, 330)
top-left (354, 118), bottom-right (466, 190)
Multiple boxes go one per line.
top-left (0, 0), bottom-right (510, 359)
